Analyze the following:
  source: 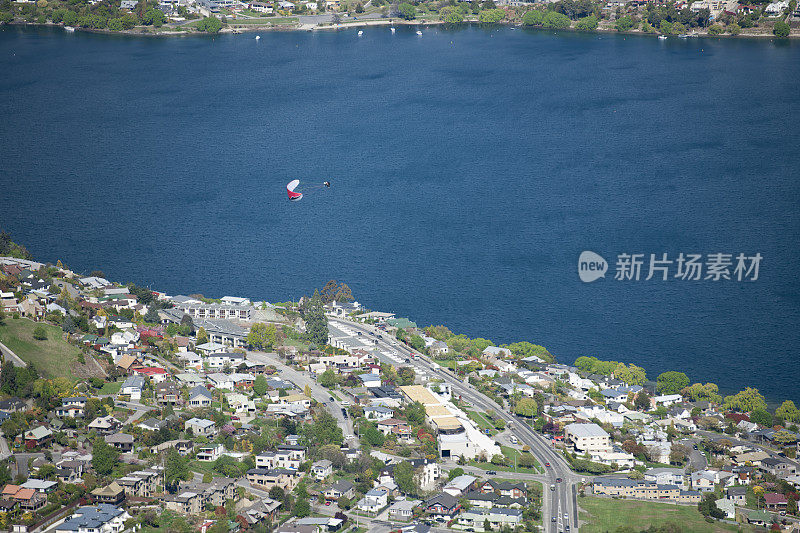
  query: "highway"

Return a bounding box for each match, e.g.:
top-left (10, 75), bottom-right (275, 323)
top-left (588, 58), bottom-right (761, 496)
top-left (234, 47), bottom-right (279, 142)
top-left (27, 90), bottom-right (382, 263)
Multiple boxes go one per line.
top-left (329, 316), bottom-right (583, 532)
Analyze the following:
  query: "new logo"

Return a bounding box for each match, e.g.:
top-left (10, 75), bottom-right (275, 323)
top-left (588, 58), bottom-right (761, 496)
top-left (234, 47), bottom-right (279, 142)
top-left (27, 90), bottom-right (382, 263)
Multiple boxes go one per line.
top-left (578, 251), bottom-right (607, 283)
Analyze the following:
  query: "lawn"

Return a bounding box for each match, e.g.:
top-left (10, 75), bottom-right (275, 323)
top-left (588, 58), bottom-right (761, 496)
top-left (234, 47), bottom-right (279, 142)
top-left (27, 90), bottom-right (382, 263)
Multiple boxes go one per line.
top-left (467, 410), bottom-right (493, 430)
top-left (98, 381), bottom-right (122, 395)
top-left (231, 16), bottom-right (298, 25)
top-left (433, 358), bottom-right (456, 370)
top-left (0, 318), bottom-right (83, 380)
top-left (578, 497), bottom-right (749, 533)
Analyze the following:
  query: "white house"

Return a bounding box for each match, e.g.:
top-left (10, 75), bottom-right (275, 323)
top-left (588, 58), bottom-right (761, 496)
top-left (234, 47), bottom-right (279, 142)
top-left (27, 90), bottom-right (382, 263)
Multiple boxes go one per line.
top-left (357, 488), bottom-right (388, 513)
top-left (311, 460), bottom-right (333, 480)
top-left (185, 418), bottom-right (216, 437)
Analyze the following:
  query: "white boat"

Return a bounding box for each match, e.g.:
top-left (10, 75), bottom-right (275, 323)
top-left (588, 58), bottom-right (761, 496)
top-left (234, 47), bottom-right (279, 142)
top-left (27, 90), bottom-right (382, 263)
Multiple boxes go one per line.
top-left (658, 35), bottom-right (667, 40)
top-left (416, 30), bottom-right (422, 36)
top-left (358, 30), bottom-right (363, 36)
top-left (390, 27), bottom-right (395, 33)
top-left (64, 26), bottom-right (75, 32)
top-left (255, 35), bottom-right (261, 40)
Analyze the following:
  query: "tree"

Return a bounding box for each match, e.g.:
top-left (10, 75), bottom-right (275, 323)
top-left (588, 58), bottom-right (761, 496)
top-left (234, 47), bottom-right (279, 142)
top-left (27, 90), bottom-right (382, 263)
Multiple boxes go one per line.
top-left (302, 298), bottom-right (328, 346)
top-left (522, 9), bottom-right (543, 25)
top-left (294, 499), bottom-right (310, 518)
top-left (253, 375), bottom-right (268, 396)
top-left (393, 460), bottom-right (417, 495)
top-left (478, 8), bottom-right (505, 22)
top-left (165, 448), bottom-right (190, 492)
top-left (448, 467), bottom-right (464, 481)
top-left (32, 325), bottom-right (47, 340)
top-left (319, 369), bottom-right (338, 389)
top-left (61, 315), bottom-right (76, 334)
top-left (405, 401), bottom-right (426, 425)
top-left (440, 6), bottom-right (463, 22)
top-left (787, 496), bottom-right (798, 515)
top-left (269, 486), bottom-right (285, 500)
top-left (727, 22), bottom-right (741, 35)
top-left (708, 23), bottom-right (723, 34)
top-left (196, 327), bottom-right (209, 345)
top-left (247, 323), bottom-right (277, 350)
top-left (484, 518), bottom-right (492, 531)
top-left (180, 313), bottom-right (194, 334)
top-left (670, 443), bottom-right (687, 465)
top-left (514, 398), bottom-right (538, 418)
top-left (750, 408), bottom-right (773, 427)
top-left (197, 15), bottom-right (223, 32)
top-left (773, 19), bottom-right (790, 37)
top-left (142, 7), bottom-right (165, 26)
top-left (657, 371), bottom-right (690, 395)
top-left (363, 426), bottom-right (385, 447)
top-left (575, 14), bottom-right (598, 30)
top-left (398, 366), bottom-right (415, 386)
top-left (681, 382), bottom-right (722, 403)
top-left (615, 15), bottom-right (634, 31)
top-left (724, 387), bottom-right (767, 413)
top-left (398, 2), bottom-right (415, 19)
top-left (634, 391), bottom-right (651, 411)
top-left (698, 493), bottom-right (725, 519)
top-left (776, 400), bottom-right (800, 423)
top-left (92, 439), bottom-right (119, 476)
top-left (304, 410), bottom-right (343, 446)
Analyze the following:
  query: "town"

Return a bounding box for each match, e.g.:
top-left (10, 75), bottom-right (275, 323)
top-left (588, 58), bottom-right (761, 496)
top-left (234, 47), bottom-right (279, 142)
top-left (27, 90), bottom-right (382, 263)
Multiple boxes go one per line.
top-left (0, 0), bottom-right (797, 38)
top-left (0, 241), bottom-right (799, 533)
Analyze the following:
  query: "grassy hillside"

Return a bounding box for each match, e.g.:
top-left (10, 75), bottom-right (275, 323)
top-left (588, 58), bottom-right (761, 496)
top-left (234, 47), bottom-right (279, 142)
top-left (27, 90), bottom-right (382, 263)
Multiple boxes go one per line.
top-left (0, 317), bottom-right (82, 380)
top-left (578, 497), bottom-right (750, 533)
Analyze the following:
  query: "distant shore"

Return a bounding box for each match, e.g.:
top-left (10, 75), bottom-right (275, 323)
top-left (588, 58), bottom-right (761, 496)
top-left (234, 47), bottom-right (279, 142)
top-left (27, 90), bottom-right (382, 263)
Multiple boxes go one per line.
top-left (4, 18), bottom-right (797, 39)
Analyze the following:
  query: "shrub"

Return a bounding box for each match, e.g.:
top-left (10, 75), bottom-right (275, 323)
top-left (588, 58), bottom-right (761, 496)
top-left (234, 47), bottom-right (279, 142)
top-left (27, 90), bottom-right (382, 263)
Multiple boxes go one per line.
top-left (398, 2), bottom-right (415, 19)
top-left (773, 19), bottom-right (790, 37)
top-left (727, 22), bottom-right (741, 34)
top-left (542, 11), bottom-right (570, 29)
top-left (33, 325), bottom-right (47, 340)
top-left (708, 23), bottom-right (723, 34)
top-left (196, 15), bottom-right (222, 32)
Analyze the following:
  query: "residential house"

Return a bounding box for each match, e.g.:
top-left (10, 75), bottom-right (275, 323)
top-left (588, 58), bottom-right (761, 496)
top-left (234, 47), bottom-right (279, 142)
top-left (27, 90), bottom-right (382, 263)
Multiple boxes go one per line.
top-left (56, 397), bottom-right (87, 418)
top-left (388, 498), bottom-right (421, 521)
top-left (90, 482), bottom-right (126, 505)
top-left (364, 405), bottom-right (394, 421)
top-left (310, 460), bottom-right (333, 481)
top-left (421, 492), bottom-right (461, 521)
top-left (164, 491), bottom-right (203, 514)
top-left (246, 468), bottom-right (303, 491)
top-left (156, 381), bottom-right (183, 406)
top-left (761, 457), bottom-right (796, 479)
top-left (564, 423), bottom-right (611, 454)
top-left (457, 508), bottom-right (522, 530)
top-left (764, 492), bottom-right (788, 511)
top-left (357, 488), bottom-right (388, 513)
top-left (444, 475), bottom-right (477, 497)
top-left (185, 418), bottom-right (216, 437)
top-left (105, 433), bottom-right (134, 452)
top-left (55, 504), bottom-right (130, 533)
top-left (88, 415), bottom-right (121, 435)
top-left (645, 468), bottom-right (685, 489)
top-left (188, 386), bottom-right (213, 408)
top-left (323, 480), bottom-right (355, 501)
top-left (120, 375), bottom-right (145, 399)
top-left (23, 426), bottom-right (52, 449)
top-left (197, 444), bottom-right (224, 462)
top-left (725, 486), bottom-right (748, 505)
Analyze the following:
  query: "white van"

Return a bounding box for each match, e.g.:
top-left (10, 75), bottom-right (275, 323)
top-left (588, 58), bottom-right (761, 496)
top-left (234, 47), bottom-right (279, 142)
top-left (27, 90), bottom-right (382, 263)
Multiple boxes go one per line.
top-left (509, 435), bottom-right (518, 445)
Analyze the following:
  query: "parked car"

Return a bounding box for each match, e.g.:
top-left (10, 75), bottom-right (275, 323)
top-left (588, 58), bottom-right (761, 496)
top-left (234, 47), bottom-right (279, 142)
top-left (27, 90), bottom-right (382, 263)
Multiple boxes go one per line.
top-left (487, 470), bottom-right (497, 475)
top-left (556, 478), bottom-right (563, 483)
top-left (545, 462), bottom-right (551, 467)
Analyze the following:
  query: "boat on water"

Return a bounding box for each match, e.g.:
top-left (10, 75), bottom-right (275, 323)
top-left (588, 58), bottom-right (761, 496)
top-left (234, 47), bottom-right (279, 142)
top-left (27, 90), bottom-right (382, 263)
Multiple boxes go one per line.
top-left (678, 34), bottom-right (689, 38)
top-left (390, 27), bottom-right (395, 33)
top-left (64, 25), bottom-right (75, 32)
top-left (358, 30), bottom-right (363, 36)
top-left (255, 35), bottom-right (261, 40)
top-left (416, 30), bottom-right (422, 35)
top-left (658, 35), bottom-right (667, 40)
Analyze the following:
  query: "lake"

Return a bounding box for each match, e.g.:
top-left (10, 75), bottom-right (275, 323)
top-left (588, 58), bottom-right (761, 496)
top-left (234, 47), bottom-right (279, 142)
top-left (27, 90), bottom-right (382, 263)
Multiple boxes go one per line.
top-left (1, 24), bottom-right (798, 402)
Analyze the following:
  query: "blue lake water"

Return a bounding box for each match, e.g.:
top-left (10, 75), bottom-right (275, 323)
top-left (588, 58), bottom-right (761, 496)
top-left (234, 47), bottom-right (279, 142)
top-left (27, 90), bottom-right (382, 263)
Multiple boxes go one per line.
top-left (1, 25), bottom-right (799, 402)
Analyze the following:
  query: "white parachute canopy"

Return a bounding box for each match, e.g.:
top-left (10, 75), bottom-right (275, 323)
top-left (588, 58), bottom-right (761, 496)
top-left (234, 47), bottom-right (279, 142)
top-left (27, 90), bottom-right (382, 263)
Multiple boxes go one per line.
top-left (287, 179), bottom-right (303, 201)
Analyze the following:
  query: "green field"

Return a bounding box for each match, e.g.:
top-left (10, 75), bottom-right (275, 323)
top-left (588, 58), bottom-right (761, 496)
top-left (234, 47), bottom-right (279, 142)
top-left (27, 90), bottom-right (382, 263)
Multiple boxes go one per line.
top-left (98, 381), bottom-right (122, 395)
top-left (0, 318), bottom-right (83, 380)
top-left (578, 497), bottom-right (749, 533)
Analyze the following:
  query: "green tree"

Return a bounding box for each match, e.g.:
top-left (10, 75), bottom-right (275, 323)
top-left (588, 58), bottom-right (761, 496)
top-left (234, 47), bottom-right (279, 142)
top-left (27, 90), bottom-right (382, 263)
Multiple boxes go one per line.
top-left (405, 401), bottom-right (426, 425)
top-left (634, 391), bottom-right (651, 411)
top-left (773, 19), bottom-right (790, 37)
top-left (363, 426), bottom-right (385, 446)
top-left (196, 327), bottom-right (209, 345)
top-left (478, 8), bottom-right (505, 22)
top-left (247, 323), bottom-right (277, 350)
top-left (707, 23), bottom-right (723, 34)
top-left (319, 368), bottom-right (338, 389)
top-left (776, 400), bottom-right (800, 423)
top-left (302, 297), bottom-right (328, 346)
top-left (142, 7), bottom-right (165, 26)
top-left (575, 14), bottom-right (598, 30)
top-left (514, 397), bottom-right (538, 417)
top-left (269, 486), bottom-right (285, 500)
top-left (727, 22), bottom-right (741, 34)
top-left (698, 493), bottom-right (725, 518)
top-left (165, 448), bottom-right (190, 491)
top-left (393, 460), bottom-right (417, 495)
top-left (398, 366), bottom-right (415, 386)
top-left (32, 325), bottom-right (47, 340)
top-left (294, 498), bottom-right (310, 517)
top-left (681, 382), bottom-right (722, 403)
top-left (440, 6), bottom-right (463, 22)
top-left (304, 409), bottom-right (343, 446)
top-left (616, 15), bottom-right (634, 31)
top-left (448, 467), bottom-right (464, 480)
top-left (92, 439), bottom-right (119, 476)
top-left (657, 371), bottom-right (690, 394)
top-left (253, 374), bottom-right (268, 396)
top-left (398, 2), bottom-right (415, 19)
top-left (196, 15), bottom-right (223, 32)
top-left (750, 408), bottom-right (773, 427)
top-left (522, 9), bottom-right (543, 25)
top-left (724, 387), bottom-right (767, 412)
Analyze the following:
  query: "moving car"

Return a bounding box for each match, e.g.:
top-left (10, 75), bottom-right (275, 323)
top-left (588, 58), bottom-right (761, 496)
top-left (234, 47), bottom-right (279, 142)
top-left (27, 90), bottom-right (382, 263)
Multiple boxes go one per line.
top-left (556, 477), bottom-right (563, 483)
top-left (486, 470), bottom-right (497, 475)
top-left (545, 462), bottom-right (551, 467)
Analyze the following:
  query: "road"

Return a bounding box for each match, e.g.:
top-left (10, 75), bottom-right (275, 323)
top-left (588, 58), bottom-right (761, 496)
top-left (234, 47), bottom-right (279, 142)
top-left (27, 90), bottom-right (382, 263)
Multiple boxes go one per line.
top-left (245, 350), bottom-right (358, 447)
top-left (114, 399), bottom-right (158, 425)
top-left (329, 316), bottom-right (583, 533)
top-left (677, 437), bottom-right (707, 471)
top-left (0, 340), bottom-right (27, 368)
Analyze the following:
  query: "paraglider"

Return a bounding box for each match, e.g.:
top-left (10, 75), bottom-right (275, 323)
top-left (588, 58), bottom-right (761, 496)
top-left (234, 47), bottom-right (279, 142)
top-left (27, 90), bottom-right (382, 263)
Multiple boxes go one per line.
top-left (286, 179), bottom-right (331, 201)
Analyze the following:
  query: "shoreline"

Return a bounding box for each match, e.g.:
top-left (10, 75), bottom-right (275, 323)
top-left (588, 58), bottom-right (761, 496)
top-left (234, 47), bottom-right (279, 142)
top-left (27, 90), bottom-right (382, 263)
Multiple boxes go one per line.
top-left (4, 18), bottom-right (797, 40)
